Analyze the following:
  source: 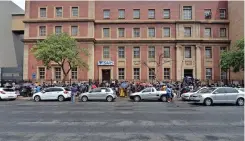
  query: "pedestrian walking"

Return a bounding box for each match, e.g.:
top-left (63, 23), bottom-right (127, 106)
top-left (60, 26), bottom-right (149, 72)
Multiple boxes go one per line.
top-left (166, 84), bottom-right (173, 103)
top-left (71, 83), bottom-right (77, 103)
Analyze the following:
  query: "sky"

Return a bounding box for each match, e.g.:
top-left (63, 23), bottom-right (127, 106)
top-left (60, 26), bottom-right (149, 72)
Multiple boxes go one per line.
top-left (12, 0), bottom-right (25, 10)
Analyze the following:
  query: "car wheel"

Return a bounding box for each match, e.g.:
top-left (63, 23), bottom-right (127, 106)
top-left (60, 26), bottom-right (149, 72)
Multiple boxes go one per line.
top-left (106, 96), bottom-right (113, 102)
top-left (58, 95), bottom-right (65, 102)
top-left (34, 96), bottom-right (41, 102)
top-left (134, 96), bottom-right (141, 102)
top-left (204, 98), bottom-right (212, 106)
top-left (161, 96), bottom-right (167, 102)
top-left (236, 98), bottom-right (244, 106)
top-left (81, 96), bottom-right (88, 102)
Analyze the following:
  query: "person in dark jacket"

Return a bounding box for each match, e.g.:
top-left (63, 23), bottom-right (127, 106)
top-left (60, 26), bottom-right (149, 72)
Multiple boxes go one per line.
top-left (71, 83), bottom-right (77, 103)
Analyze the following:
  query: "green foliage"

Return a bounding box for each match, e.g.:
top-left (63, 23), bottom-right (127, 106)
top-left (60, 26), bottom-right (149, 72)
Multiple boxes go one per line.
top-left (31, 33), bottom-right (89, 80)
top-left (220, 38), bottom-right (244, 72)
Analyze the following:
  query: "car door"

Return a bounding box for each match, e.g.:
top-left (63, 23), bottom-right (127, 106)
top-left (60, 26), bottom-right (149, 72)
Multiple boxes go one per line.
top-left (212, 88), bottom-right (227, 103)
top-left (225, 88), bottom-right (239, 103)
top-left (151, 88), bottom-right (160, 100)
top-left (51, 88), bottom-right (63, 99)
top-left (89, 88), bottom-right (101, 100)
top-left (141, 88), bottom-right (153, 99)
top-left (42, 88), bottom-right (53, 100)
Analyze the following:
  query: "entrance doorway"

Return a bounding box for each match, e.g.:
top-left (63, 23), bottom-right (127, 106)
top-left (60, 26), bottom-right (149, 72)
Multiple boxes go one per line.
top-left (184, 69), bottom-right (193, 77)
top-left (102, 69), bottom-right (111, 82)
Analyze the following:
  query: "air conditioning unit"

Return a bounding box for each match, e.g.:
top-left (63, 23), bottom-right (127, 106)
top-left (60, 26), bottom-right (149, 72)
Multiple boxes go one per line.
top-left (205, 11), bottom-right (212, 19)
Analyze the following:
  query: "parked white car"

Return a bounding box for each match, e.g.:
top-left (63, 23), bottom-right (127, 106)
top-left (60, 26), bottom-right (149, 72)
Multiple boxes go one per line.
top-left (130, 87), bottom-right (167, 102)
top-left (190, 87), bottom-right (245, 106)
top-left (32, 87), bottom-right (71, 102)
top-left (181, 87), bottom-right (208, 101)
top-left (0, 88), bottom-right (17, 100)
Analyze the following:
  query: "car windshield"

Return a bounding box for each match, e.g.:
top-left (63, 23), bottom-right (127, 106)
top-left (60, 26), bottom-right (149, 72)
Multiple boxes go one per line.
top-left (3, 89), bottom-right (14, 92)
top-left (197, 87), bottom-right (216, 93)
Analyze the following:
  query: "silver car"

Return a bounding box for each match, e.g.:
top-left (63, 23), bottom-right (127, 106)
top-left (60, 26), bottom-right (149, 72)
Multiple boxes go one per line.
top-left (79, 87), bottom-right (117, 102)
top-left (190, 87), bottom-right (245, 106)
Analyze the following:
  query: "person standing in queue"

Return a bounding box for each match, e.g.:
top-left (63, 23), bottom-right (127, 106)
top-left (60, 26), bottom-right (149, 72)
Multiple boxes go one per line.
top-left (166, 84), bottom-right (173, 103)
top-left (71, 83), bottom-right (77, 103)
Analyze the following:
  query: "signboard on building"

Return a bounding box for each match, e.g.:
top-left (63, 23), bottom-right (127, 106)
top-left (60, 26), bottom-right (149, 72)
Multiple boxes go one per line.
top-left (97, 61), bottom-right (114, 66)
top-left (32, 73), bottom-right (36, 79)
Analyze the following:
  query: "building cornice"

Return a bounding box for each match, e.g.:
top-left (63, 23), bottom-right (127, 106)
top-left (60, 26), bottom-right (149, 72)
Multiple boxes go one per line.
top-left (22, 38), bottom-right (230, 44)
top-left (23, 18), bottom-right (94, 23)
top-left (22, 18), bottom-right (229, 24)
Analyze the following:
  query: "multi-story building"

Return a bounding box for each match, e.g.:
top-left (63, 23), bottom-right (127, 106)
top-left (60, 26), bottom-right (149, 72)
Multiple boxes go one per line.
top-left (0, 1), bottom-right (24, 85)
top-left (23, 1), bottom-right (231, 83)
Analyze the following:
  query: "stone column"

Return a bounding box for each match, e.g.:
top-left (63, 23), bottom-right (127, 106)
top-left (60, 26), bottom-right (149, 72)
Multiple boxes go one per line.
top-left (23, 44), bottom-right (29, 80)
top-left (195, 45), bottom-right (202, 80)
top-left (87, 43), bottom-right (94, 80)
top-left (176, 45), bottom-right (183, 81)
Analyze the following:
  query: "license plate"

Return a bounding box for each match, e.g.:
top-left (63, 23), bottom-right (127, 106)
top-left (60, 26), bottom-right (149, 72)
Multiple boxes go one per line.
top-left (8, 96), bottom-right (14, 98)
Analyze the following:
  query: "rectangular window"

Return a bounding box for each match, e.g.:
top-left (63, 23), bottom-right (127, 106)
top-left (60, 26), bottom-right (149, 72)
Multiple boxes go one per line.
top-left (149, 68), bottom-right (155, 80)
top-left (183, 6), bottom-right (192, 20)
top-left (220, 9), bottom-right (226, 19)
top-left (134, 68), bottom-right (140, 80)
top-left (163, 9), bottom-right (170, 19)
top-left (148, 28), bottom-right (155, 37)
top-left (206, 68), bottom-right (212, 80)
top-left (118, 47), bottom-right (125, 58)
top-left (220, 47), bottom-right (227, 52)
top-left (185, 47), bottom-right (191, 58)
top-left (118, 68), bottom-right (125, 80)
top-left (118, 28), bottom-right (125, 37)
top-left (204, 28), bottom-right (211, 37)
top-left (164, 68), bottom-right (170, 80)
top-left (103, 9), bottom-right (110, 19)
top-left (55, 67), bottom-right (61, 80)
top-left (205, 47), bottom-right (212, 58)
top-left (148, 9), bottom-right (155, 19)
top-left (40, 8), bottom-right (47, 17)
top-left (148, 46), bottom-right (155, 58)
top-left (133, 47), bottom-right (140, 58)
top-left (71, 26), bottom-right (78, 36)
top-left (55, 7), bottom-right (63, 17)
top-left (220, 28), bottom-right (226, 37)
top-left (39, 67), bottom-right (45, 79)
top-left (39, 26), bottom-right (46, 36)
top-left (221, 70), bottom-right (227, 80)
top-left (163, 27), bottom-right (170, 37)
top-left (55, 26), bottom-right (62, 34)
top-left (118, 9), bottom-right (125, 19)
top-left (184, 27), bottom-right (191, 37)
top-left (103, 28), bottom-right (110, 37)
top-left (133, 9), bottom-right (140, 19)
top-left (71, 7), bottom-right (79, 17)
top-left (103, 46), bottom-right (110, 58)
top-left (71, 68), bottom-right (77, 80)
top-left (133, 28), bottom-right (140, 37)
top-left (204, 9), bottom-right (212, 19)
top-left (163, 47), bottom-right (170, 58)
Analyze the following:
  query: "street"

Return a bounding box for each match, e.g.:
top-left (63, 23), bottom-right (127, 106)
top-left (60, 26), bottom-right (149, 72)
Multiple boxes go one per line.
top-left (0, 99), bottom-right (243, 141)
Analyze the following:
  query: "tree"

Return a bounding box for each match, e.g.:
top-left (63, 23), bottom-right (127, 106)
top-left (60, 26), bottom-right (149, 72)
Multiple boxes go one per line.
top-left (220, 38), bottom-right (244, 72)
top-left (31, 33), bottom-right (89, 82)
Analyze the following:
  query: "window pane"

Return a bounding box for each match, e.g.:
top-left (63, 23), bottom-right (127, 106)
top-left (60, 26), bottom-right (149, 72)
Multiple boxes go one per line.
top-left (205, 47), bottom-right (212, 58)
top-left (72, 7), bottom-right (78, 17)
top-left (148, 28), bottom-right (155, 37)
top-left (220, 9), bottom-right (226, 19)
top-left (164, 47), bottom-right (170, 58)
top-left (40, 8), bottom-right (46, 17)
top-left (134, 47), bottom-right (140, 58)
top-left (71, 26), bottom-right (78, 36)
top-left (163, 9), bottom-right (170, 19)
top-left (118, 47), bottom-right (125, 58)
top-left (206, 68), bottom-right (212, 80)
top-left (204, 9), bottom-right (212, 19)
top-left (220, 28), bottom-right (226, 37)
top-left (55, 26), bottom-right (62, 34)
top-left (118, 9), bottom-right (125, 19)
top-left (134, 68), bottom-right (140, 80)
top-left (55, 68), bottom-right (61, 80)
top-left (103, 47), bottom-right (110, 58)
top-left (118, 68), bottom-right (125, 80)
top-left (103, 10), bottom-right (110, 18)
top-left (118, 28), bottom-right (125, 37)
top-left (39, 26), bottom-right (46, 36)
top-left (183, 6), bottom-right (192, 20)
top-left (164, 27), bottom-right (170, 37)
top-left (133, 9), bottom-right (140, 19)
top-left (148, 9), bottom-right (155, 19)
top-left (149, 68), bottom-right (155, 80)
top-left (205, 28), bottom-right (211, 37)
top-left (71, 68), bottom-right (77, 80)
top-left (164, 68), bottom-right (170, 79)
top-left (103, 28), bottom-right (110, 37)
top-left (221, 70), bottom-right (227, 80)
top-left (184, 27), bottom-right (191, 37)
top-left (39, 68), bottom-right (45, 79)
top-left (185, 47), bottom-right (191, 58)
top-left (56, 7), bottom-right (62, 17)
top-left (133, 28), bottom-right (140, 37)
top-left (148, 46), bottom-right (155, 58)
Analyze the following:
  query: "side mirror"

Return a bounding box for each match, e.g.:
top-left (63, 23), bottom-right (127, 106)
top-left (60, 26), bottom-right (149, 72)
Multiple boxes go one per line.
top-left (42, 90), bottom-right (45, 93)
top-left (89, 91), bottom-right (92, 93)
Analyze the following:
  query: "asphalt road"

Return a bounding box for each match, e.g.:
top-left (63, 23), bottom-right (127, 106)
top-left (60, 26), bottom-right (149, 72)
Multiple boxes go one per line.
top-left (0, 98), bottom-right (243, 141)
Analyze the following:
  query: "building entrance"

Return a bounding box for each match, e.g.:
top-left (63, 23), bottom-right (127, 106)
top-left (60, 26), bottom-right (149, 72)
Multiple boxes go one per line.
top-left (102, 69), bottom-right (111, 82)
top-left (184, 69), bottom-right (193, 77)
